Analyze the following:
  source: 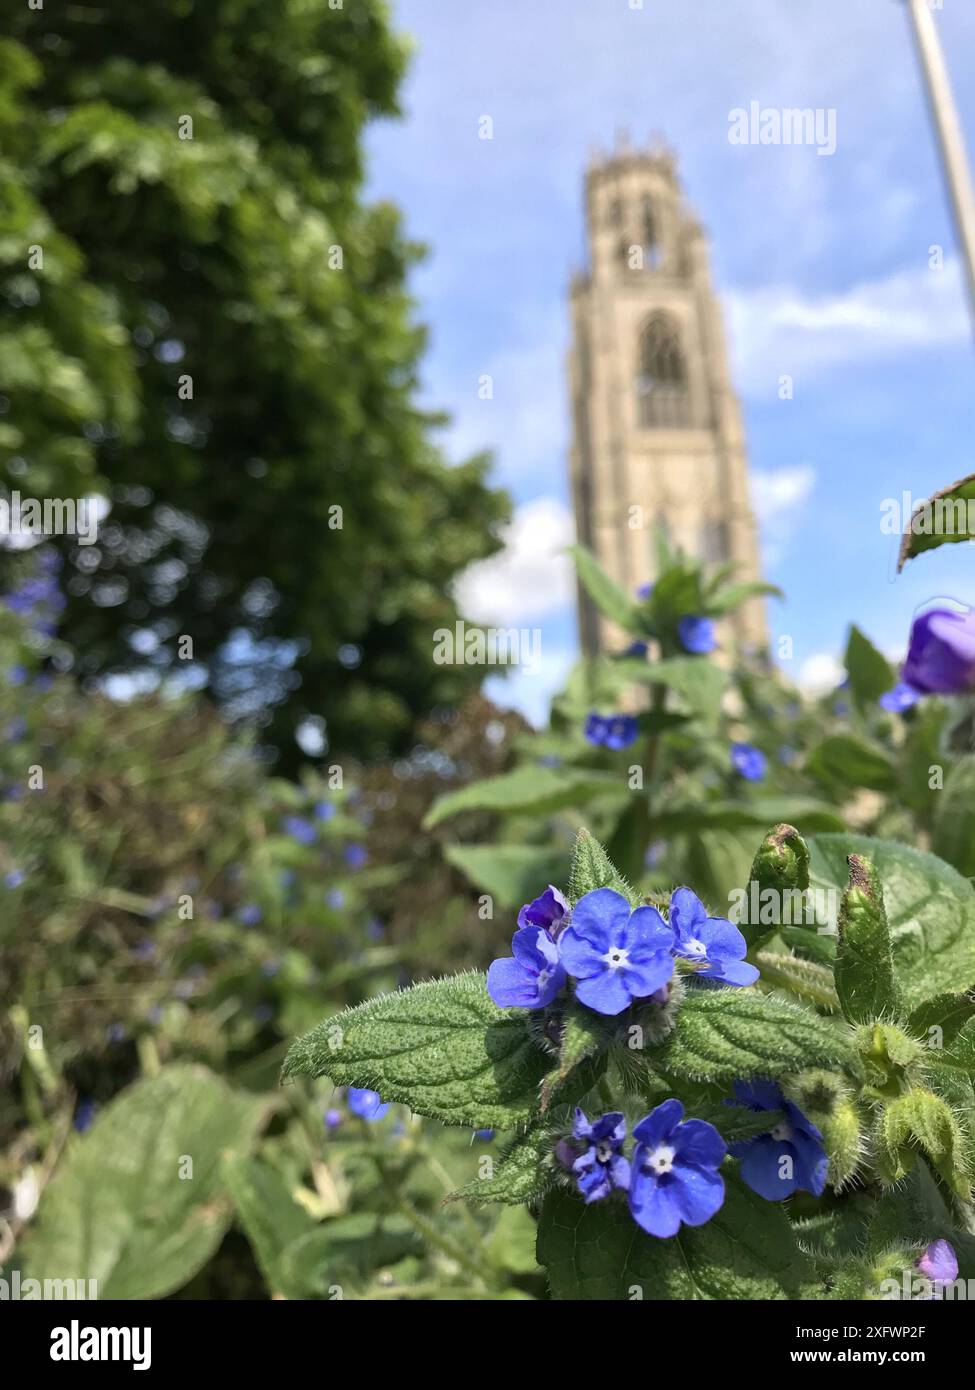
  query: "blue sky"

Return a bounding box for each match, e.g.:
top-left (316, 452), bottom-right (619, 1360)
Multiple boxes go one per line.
top-left (366, 0), bottom-right (975, 724)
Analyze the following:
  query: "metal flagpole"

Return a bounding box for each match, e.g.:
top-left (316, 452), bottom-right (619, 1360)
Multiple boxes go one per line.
top-left (904, 0), bottom-right (975, 332)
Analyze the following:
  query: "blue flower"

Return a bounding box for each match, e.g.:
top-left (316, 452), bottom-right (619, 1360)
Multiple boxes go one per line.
top-left (635, 583), bottom-right (654, 599)
top-left (517, 884), bottom-right (568, 934)
top-left (7, 664), bottom-right (27, 686)
top-left (678, 616), bottom-right (717, 654)
top-left (282, 815), bottom-right (316, 846)
top-left (74, 1099), bottom-right (97, 1134)
top-left (669, 887), bottom-right (759, 987)
top-left (585, 712), bottom-right (639, 750)
top-left (730, 742), bottom-right (767, 781)
top-left (571, 1110), bottom-right (630, 1203)
top-left (324, 1108), bottom-right (343, 1131)
top-left (347, 1087), bottom-right (390, 1121)
top-left (559, 887), bottom-right (674, 1016)
top-left (326, 888), bottom-right (344, 909)
top-left (879, 682), bottom-right (921, 713)
top-left (4, 869), bottom-right (25, 889)
top-left (728, 1078), bottom-right (828, 1200)
top-left (474, 1128), bottom-right (495, 1142)
top-left (238, 902), bottom-right (262, 926)
top-left (344, 843), bottom-right (368, 870)
top-left (625, 639), bottom-right (649, 658)
top-left (315, 800), bottom-right (336, 821)
top-left (628, 1099), bottom-right (726, 1237)
top-left (487, 923), bottom-right (566, 1010)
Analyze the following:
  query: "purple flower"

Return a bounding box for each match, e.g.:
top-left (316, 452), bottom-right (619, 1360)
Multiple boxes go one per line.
top-left (517, 884), bottom-right (569, 935)
top-left (917, 1239), bottom-right (958, 1286)
top-left (324, 1108), bottom-right (343, 1131)
top-left (282, 815), bottom-right (316, 845)
top-left (347, 1087), bottom-right (390, 1121)
top-left (487, 923), bottom-right (566, 1010)
top-left (344, 843), bottom-right (368, 870)
top-left (571, 1110), bottom-right (630, 1203)
top-left (728, 1078), bottom-right (828, 1200)
top-left (559, 887), bottom-right (674, 1016)
top-left (678, 616), bottom-right (717, 655)
top-left (669, 887), bottom-right (759, 987)
top-left (628, 1099), bottom-right (726, 1237)
top-left (636, 583), bottom-right (654, 599)
top-left (879, 681), bottom-right (921, 713)
top-left (903, 608), bottom-right (975, 694)
top-left (731, 743), bottom-right (767, 782)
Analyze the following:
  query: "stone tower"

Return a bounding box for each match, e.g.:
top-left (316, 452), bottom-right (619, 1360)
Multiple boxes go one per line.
top-left (568, 137), bottom-right (767, 657)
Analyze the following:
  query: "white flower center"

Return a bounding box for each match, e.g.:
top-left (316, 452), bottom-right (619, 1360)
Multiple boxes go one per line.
top-left (685, 938), bottom-right (707, 956)
top-left (596, 1139), bottom-right (615, 1163)
top-left (645, 1144), bottom-right (676, 1176)
top-left (602, 946), bottom-right (630, 971)
top-left (771, 1121), bottom-right (794, 1142)
top-left (536, 968), bottom-right (551, 991)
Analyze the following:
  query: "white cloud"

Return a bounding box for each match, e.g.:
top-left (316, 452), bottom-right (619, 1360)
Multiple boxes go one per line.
top-left (454, 496), bottom-right (575, 625)
top-left (798, 650), bottom-right (843, 692)
top-left (751, 464), bottom-right (816, 566)
top-left (726, 260), bottom-right (969, 395)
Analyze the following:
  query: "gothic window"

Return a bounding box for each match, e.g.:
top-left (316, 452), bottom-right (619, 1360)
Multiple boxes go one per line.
top-left (641, 197), bottom-right (661, 269)
top-left (636, 314), bottom-right (690, 427)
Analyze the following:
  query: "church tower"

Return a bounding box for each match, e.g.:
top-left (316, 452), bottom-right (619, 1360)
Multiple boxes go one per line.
top-left (568, 137), bottom-right (767, 657)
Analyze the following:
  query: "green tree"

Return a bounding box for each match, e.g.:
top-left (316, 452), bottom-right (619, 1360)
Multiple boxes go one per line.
top-left (0, 1), bottom-right (507, 763)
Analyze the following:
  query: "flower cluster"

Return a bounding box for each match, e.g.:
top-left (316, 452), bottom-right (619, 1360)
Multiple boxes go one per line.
top-left (584, 713), bottom-right (639, 750)
top-left (561, 1082), bottom-right (829, 1239)
top-left (488, 883), bottom-right (757, 1017)
top-left (565, 1101), bottom-right (727, 1237)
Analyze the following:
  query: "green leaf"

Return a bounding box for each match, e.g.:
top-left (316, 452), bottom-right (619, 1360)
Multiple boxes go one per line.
top-left (654, 988), bottom-right (856, 1082)
top-left (20, 1066), bottom-right (265, 1299)
top-left (808, 834), bottom-right (975, 1011)
top-left (897, 471), bottom-right (975, 568)
top-left (282, 972), bottom-right (557, 1129)
top-left (806, 734), bottom-right (897, 792)
top-left (224, 1155), bottom-right (320, 1299)
top-left (446, 1122), bottom-right (556, 1206)
top-left (834, 854), bottom-right (900, 1024)
top-left (705, 579), bottom-right (783, 616)
top-left (844, 625), bottom-right (894, 706)
top-left (423, 765), bottom-right (624, 829)
top-left (536, 1176), bottom-right (815, 1300)
top-left (614, 656), bottom-right (727, 729)
top-left (754, 951), bottom-right (840, 1012)
top-left (651, 797), bottom-right (844, 837)
top-left (931, 756), bottom-right (975, 877)
top-left (487, 1206), bottom-right (541, 1274)
top-left (567, 827), bottom-right (637, 904)
top-left (570, 544), bottom-right (641, 632)
top-left (441, 842), bottom-right (567, 908)
top-left (907, 991), bottom-right (975, 1049)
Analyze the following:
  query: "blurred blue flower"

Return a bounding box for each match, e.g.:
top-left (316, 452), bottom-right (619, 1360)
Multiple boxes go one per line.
top-left (7, 664), bottom-right (27, 685)
top-left (315, 800), bottom-right (336, 821)
top-left (106, 1023), bottom-right (126, 1044)
top-left (4, 869), bottom-right (25, 889)
top-left (324, 1108), bottom-right (343, 1131)
top-left (636, 583), bottom-right (653, 599)
top-left (629, 1099), bottom-right (726, 1237)
top-left (669, 887), bottom-right (759, 987)
top-left (571, 1109), bottom-right (629, 1204)
top-left (347, 1087), bottom-right (390, 1121)
top-left (131, 937), bottom-right (156, 961)
top-left (325, 888), bottom-right (344, 910)
top-left (727, 1078), bottom-right (828, 1200)
top-left (282, 815), bottom-right (316, 846)
top-left (252, 1003), bottom-right (274, 1025)
top-left (261, 958), bottom-right (281, 978)
top-left (730, 743), bottom-right (767, 782)
top-left (344, 843), bottom-right (368, 870)
top-left (678, 616), bottom-right (716, 655)
top-left (238, 902), bottom-right (262, 926)
top-left (879, 682), bottom-right (921, 713)
top-left (585, 712), bottom-right (639, 750)
top-left (624, 639), bottom-right (649, 657)
top-left (74, 1099), bottom-right (97, 1134)
top-left (6, 717), bottom-right (27, 742)
top-left (559, 888), bottom-right (674, 1016)
top-left (474, 1128), bottom-right (495, 1142)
